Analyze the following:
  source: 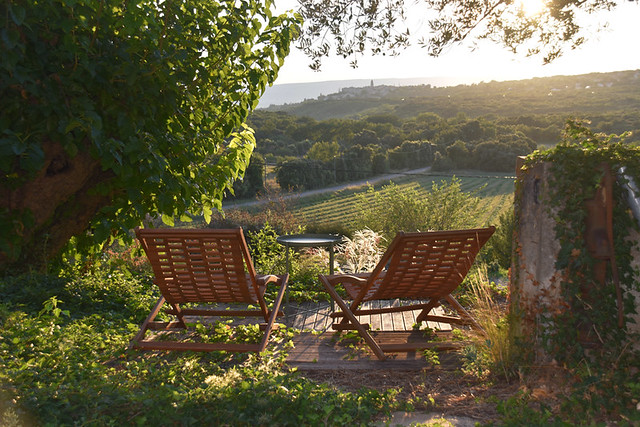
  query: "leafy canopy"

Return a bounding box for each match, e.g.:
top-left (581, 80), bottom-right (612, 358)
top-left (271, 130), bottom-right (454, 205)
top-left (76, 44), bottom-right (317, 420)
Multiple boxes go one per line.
top-left (297, 0), bottom-right (620, 69)
top-left (0, 0), bottom-right (300, 262)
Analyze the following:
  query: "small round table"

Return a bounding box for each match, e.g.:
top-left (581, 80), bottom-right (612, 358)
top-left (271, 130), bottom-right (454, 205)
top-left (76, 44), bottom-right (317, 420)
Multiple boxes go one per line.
top-left (276, 233), bottom-right (343, 276)
top-left (276, 234), bottom-right (343, 312)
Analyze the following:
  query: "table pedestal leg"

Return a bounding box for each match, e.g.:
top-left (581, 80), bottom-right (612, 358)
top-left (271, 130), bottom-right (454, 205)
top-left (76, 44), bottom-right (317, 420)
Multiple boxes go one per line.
top-left (284, 244), bottom-right (290, 321)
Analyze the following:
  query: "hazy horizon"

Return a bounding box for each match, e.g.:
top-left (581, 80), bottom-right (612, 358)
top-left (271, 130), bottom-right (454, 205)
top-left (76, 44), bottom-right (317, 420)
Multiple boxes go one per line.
top-left (259, 67), bottom-right (638, 107)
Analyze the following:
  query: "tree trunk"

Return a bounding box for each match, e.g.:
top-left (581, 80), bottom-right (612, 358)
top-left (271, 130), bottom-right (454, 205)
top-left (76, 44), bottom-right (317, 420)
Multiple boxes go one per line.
top-left (0, 140), bottom-right (115, 271)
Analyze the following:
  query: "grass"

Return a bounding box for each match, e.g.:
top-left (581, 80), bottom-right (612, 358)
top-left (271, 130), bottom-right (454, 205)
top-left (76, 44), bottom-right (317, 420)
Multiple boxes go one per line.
top-left (463, 265), bottom-right (518, 381)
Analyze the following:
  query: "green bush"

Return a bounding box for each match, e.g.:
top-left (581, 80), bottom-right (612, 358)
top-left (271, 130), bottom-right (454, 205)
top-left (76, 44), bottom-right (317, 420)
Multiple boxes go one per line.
top-left (352, 178), bottom-right (484, 242)
top-left (482, 208), bottom-right (514, 272)
top-left (247, 224), bottom-right (331, 302)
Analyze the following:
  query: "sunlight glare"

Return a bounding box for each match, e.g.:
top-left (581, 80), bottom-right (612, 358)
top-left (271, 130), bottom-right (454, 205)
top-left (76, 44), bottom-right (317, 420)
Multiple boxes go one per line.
top-left (516, 0), bottom-right (547, 17)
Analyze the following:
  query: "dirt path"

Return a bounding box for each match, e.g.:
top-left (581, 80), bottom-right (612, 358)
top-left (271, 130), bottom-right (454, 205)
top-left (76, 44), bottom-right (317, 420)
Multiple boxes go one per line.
top-left (223, 166), bottom-right (432, 210)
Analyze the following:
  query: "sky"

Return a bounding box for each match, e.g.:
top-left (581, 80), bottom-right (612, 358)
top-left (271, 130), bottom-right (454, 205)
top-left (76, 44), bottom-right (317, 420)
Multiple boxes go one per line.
top-left (271, 1), bottom-right (640, 86)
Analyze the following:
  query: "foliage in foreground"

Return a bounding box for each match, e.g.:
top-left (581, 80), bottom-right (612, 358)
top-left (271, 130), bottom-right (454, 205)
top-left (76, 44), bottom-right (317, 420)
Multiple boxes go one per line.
top-left (0, 0), bottom-right (300, 271)
top-left (0, 264), bottom-right (400, 425)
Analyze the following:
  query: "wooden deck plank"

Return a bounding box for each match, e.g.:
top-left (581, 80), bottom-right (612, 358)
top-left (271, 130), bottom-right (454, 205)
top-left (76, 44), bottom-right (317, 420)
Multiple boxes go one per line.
top-left (358, 301), bottom-right (371, 329)
top-left (285, 332), bottom-right (463, 370)
top-left (381, 300), bottom-right (395, 331)
top-left (302, 303), bottom-right (320, 331)
top-left (312, 304), bottom-right (331, 331)
top-left (285, 301), bottom-right (455, 332)
top-left (295, 303), bottom-right (318, 331)
top-left (369, 300), bottom-right (382, 331)
top-left (401, 302), bottom-right (415, 331)
top-left (180, 302), bottom-right (407, 327)
top-left (289, 304), bottom-right (305, 330)
top-left (387, 300), bottom-right (398, 330)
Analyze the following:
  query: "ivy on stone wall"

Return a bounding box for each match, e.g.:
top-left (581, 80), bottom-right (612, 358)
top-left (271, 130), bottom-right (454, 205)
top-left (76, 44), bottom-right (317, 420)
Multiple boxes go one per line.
top-left (518, 119), bottom-right (640, 417)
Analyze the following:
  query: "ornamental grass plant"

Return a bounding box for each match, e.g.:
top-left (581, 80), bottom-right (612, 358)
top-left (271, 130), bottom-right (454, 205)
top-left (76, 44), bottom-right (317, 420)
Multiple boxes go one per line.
top-left (335, 228), bottom-right (385, 274)
top-left (462, 265), bottom-right (518, 381)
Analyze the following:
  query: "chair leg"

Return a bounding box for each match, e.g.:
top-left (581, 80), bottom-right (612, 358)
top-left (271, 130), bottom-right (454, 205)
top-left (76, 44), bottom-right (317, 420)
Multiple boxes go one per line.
top-left (258, 277), bottom-right (288, 353)
top-left (415, 298), bottom-right (441, 323)
top-left (170, 302), bottom-right (188, 329)
top-left (321, 280), bottom-right (386, 360)
top-left (129, 296), bottom-right (166, 350)
top-left (445, 295), bottom-right (484, 332)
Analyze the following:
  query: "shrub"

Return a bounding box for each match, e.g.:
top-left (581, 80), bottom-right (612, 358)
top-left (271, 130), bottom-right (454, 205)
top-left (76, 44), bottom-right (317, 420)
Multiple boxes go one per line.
top-left (352, 179), bottom-right (484, 241)
top-left (246, 223), bottom-right (289, 276)
top-left (246, 224), bottom-right (330, 302)
top-left (482, 208), bottom-right (514, 273)
top-left (213, 191), bottom-right (302, 235)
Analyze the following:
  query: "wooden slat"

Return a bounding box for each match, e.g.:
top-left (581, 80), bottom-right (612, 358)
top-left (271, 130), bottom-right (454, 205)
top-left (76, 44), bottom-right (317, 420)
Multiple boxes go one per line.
top-left (312, 304), bottom-right (331, 331)
top-left (302, 303), bottom-right (319, 331)
top-left (369, 301), bottom-right (383, 331)
top-left (402, 301), bottom-right (416, 330)
top-left (289, 304), bottom-right (307, 330)
top-left (287, 301), bottom-right (455, 332)
top-left (135, 340), bottom-right (262, 352)
top-left (285, 332), bottom-right (463, 370)
top-left (357, 301), bottom-right (371, 329)
top-left (381, 300), bottom-right (395, 331)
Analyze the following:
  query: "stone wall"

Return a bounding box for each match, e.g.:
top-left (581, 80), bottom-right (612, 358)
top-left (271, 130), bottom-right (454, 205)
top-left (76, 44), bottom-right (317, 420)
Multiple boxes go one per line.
top-left (512, 158), bottom-right (640, 357)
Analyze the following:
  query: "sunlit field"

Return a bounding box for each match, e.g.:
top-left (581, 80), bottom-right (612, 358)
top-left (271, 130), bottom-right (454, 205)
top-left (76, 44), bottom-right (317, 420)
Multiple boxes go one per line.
top-left (283, 172), bottom-right (515, 229)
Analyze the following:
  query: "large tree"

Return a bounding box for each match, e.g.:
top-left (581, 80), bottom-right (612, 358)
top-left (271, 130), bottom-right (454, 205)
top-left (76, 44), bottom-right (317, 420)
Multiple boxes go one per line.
top-left (297, 0), bottom-right (626, 69)
top-left (0, 0), bottom-right (300, 270)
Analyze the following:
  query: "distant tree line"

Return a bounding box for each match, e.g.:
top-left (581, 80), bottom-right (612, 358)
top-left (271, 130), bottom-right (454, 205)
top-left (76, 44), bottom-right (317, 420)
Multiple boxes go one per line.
top-left (227, 71), bottom-right (640, 196)
top-left (245, 110), bottom-right (547, 191)
top-left (266, 71), bottom-right (640, 122)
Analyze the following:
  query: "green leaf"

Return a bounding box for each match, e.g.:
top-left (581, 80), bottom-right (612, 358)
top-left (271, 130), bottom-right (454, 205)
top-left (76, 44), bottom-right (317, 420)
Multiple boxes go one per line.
top-left (202, 205), bottom-right (213, 224)
top-left (161, 214), bottom-right (175, 227)
top-left (64, 143), bottom-right (78, 157)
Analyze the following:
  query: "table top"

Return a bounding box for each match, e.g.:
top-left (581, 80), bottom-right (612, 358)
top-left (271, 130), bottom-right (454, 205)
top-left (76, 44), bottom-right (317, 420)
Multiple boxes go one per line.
top-left (276, 233), bottom-right (343, 247)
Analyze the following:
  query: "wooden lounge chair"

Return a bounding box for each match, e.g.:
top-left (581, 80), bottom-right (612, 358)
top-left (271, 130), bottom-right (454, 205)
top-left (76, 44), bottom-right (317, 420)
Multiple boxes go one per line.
top-left (130, 227), bottom-right (288, 353)
top-left (319, 227), bottom-right (495, 360)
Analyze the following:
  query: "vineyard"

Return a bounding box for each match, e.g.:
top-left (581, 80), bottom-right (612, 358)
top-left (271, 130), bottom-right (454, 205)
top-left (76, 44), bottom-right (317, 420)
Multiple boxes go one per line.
top-left (278, 172), bottom-right (515, 230)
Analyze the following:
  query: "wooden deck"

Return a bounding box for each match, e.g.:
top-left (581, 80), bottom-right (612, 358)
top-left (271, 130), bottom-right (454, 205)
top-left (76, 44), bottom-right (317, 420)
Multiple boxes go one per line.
top-left (179, 300), bottom-right (466, 370)
top-left (286, 331), bottom-right (464, 370)
top-left (283, 301), bottom-right (464, 370)
top-left (284, 300), bottom-right (452, 332)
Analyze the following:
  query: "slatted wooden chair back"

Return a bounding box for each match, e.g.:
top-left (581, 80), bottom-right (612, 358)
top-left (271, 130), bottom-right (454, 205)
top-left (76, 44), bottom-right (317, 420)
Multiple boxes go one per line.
top-left (131, 228), bottom-right (288, 353)
top-left (136, 228), bottom-right (260, 305)
top-left (352, 227), bottom-right (496, 307)
top-left (319, 226), bottom-right (495, 360)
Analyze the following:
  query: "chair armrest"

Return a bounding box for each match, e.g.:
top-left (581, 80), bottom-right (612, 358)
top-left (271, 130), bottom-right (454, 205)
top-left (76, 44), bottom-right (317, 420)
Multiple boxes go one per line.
top-left (321, 273), bottom-right (369, 287)
top-left (256, 274), bottom-right (288, 287)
